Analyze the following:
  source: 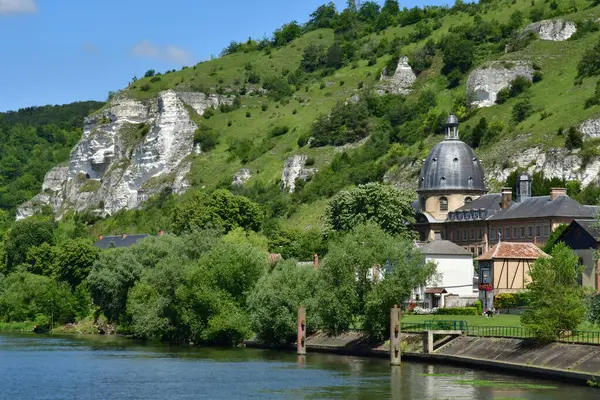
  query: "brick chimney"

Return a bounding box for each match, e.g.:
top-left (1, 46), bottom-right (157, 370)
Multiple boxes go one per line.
top-left (550, 188), bottom-right (567, 201)
top-left (501, 187), bottom-right (512, 209)
top-left (313, 253), bottom-right (319, 269)
top-left (121, 233), bottom-right (127, 239)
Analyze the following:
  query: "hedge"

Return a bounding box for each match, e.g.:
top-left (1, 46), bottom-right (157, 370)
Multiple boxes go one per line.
top-left (435, 307), bottom-right (479, 315)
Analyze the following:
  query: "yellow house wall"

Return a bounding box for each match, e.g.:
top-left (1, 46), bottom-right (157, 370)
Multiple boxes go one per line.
top-left (424, 194), bottom-right (481, 221)
top-left (493, 259), bottom-right (532, 291)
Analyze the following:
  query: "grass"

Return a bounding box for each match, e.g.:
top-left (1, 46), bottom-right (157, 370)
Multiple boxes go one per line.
top-left (0, 321), bottom-right (35, 333)
top-left (402, 314), bottom-right (522, 327)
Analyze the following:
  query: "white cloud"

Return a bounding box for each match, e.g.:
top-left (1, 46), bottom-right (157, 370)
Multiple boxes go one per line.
top-left (0, 0), bottom-right (37, 15)
top-left (131, 40), bottom-right (194, 65)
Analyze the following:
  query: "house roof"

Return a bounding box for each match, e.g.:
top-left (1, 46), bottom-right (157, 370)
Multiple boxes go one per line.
top-left (425, 288), bottom-right (448, 294)
top-left (572, 219), bottom-right (600, 241)
top-left (93, 234), bottom-right (150, 249)
top-left (487, 195), bottom-right (598, 221)
top-left (418, 240), bottom-right (472, 256)
top-left (476, 242), bottom-right (549, 261)
top-left (454, 193), bottom-right (502, 213)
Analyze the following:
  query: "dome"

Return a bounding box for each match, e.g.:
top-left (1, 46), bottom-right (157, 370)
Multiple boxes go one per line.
top-left (445, 114), bottom-right (459, 127)
top-left (418, 140), bottom-right (486, 193)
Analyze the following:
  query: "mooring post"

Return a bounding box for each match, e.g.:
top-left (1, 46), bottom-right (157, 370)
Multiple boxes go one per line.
top-left (390, 305), bottom-right (401, 366)
top-left (297, 306), bottom-right (306, 355)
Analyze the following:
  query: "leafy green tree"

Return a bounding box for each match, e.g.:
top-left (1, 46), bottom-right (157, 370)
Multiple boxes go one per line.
top-left (301, 44), bottom-right (326, 72)
top-left (512, 98), bottom-right (533, 122)
top-left (247, 260), bottom-right (320, 345)
top-left (521, 243), bottom-right (586, 342)
top-left (316, 223), bottom-right (435, 337)
top-left (325, 41), bottom-right (345, 69)
top-left (565, 126), bottom-right (584, 150)
top-left (442, 37), bottom-right (474, 75)
top-left (543, 224), bottom-right (569, 254)
top-left (358, 1), bottom-right (380, 23)
top-left (171, 190), bottom-right (262, 235)
top-left (308, 3), bottom-right (338, 30)
top-left (273, 21), bottom-right (303, 46)
top-left (53, 239), bottom-right (100, 288)
top-left (25, 242), bottom-right (57, 276)
top-left (577, 39), bottom-right (600, 78)
top-left (325, 183), bottom-right (416, 236)
top-left (4, 217), bottom-right (54, 273)
top-left (311, 98), bottom-right (371, 146)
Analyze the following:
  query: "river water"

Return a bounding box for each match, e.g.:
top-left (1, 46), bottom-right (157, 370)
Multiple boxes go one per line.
top-left (0, 333), bottom-right (597, 400)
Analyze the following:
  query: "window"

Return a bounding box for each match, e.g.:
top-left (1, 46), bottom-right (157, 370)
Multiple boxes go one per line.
top-left (464, 197), bottom-right (472, 205)
top-left (490, 229), bottom-right (496, 240)
top-left (440, 197), bottom-right (448, 211)
top-left (457, 230), bottom-right (461, 241)
top-left (481, 266), bottom-right (491, 284)
top-left (536, 226), bottom-right (541, 237)
top-left (498, 229), bottom-right (502, 240)
top-left (450, 231), bottom-right (454, 241)
top-left (462, 230), bottom-right (467, 241)
top-left (470, 229), bottom-right (475, 240)
top-left (470, 247), bottom-right (475, 254)
top-left (513, 227), bottom-right (518, 238)
top-left (528, 226), bottom-right (533, 238)
top-left (543, 225), bottom-right (550, 237)
top-left (478, 229), bottom-right (483, 240)
top-left (478, 247), bottom-right (483, 256)
top-left (419, 231), bottom-right (426, 241)
top-left (505, 227), bottom-right (511, 239)
top-left (520, 227), bottom-right (526, 238)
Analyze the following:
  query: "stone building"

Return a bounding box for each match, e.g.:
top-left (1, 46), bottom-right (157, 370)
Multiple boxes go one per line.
top-left (414, 115), bottom-right (598, 255)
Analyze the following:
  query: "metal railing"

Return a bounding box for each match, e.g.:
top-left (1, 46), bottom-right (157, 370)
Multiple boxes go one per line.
top-left (401, 322), bottom-right (600, 345)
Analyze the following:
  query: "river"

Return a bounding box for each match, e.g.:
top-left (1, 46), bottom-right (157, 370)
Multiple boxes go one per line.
top-left (0, 333), bottom-right (597, 399)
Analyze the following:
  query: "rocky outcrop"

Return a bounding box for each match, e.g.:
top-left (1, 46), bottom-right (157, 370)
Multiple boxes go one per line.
top-left (379, 56), bottom-right (417, 95)
top-left (232, 168), bottom-right (252, 186)
top-left (487, 147), bottom-right (600, 187)
top-left (524, 19), bottom-right (577, 41)
top-left (281, 155), bottom-right (315, 193)
top-left (17, 90), bottom-right (231, 220)
top-left (467, 62), bottom-right (534, 108)
top-left (579, 117), bottom-right (600, 139)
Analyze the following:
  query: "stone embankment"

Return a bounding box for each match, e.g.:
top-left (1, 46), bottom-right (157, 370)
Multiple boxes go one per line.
top-left (245, 331), bottom-right (600, 385)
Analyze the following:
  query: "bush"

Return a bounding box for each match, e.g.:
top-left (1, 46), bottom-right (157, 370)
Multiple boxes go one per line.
top-left (586, 293), bottom-right (600, 326)
top-left (261, 103), bottom-right (268, 112)
top-left (367, 55), bottom-right (377, 66)
top-left (434, 307), bottom-right (479, 316)
top-left (512, 98), bottom-right (533, 122)
top-left (247, 71), bottom-right (260, 84)
top-left (150, 76), bottom-right (161, 83)
top-left (473, 300), bottom-right (483, 315)
top-left (565, 126), bottom-right (584, 150)
top-left (532, 71), bottom-right (543, 83)
top-left (203, 108), bottom-right (214, 119)
top-left (578, 39), bottom-right (600, 78)
top-left (269, 125), bottom-right (289, 137)
top-left (494, 292), bottom-right (530, 310)
top-left (194, 124), bottom-right (219, 152)
top-left (245, 111), bottom-right (251, 118)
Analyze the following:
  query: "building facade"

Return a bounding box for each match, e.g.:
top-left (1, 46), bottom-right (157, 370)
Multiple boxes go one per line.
top-left (414, 115), bottom-right (599, 255)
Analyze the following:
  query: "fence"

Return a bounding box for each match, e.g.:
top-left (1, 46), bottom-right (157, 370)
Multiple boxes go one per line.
top-left (401, 321), bottom-right (600, 345)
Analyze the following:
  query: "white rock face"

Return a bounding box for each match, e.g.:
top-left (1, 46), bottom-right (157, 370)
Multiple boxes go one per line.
top-left (580, 117), bottom-right (600, 139)
top-left (380, 56), bottom-right (417, 95)
top-left (17, 90), bottom-right (229, 220)
top-left (487, 147), bottom-right (600, 187)
top-left (232, 168), bottom-right (252, 186)
top-left (467, 62), bottom-right (534, 108)
top-left (524, 19), bottom-right (577, 41)
top-left (281, 155), bottom-right (314, 193)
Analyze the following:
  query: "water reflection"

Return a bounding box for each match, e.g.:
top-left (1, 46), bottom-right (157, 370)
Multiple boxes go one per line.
top-left (0, 333), bottom-right (597, 400)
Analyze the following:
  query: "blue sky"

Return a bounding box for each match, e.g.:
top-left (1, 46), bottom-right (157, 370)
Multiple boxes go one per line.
top-left (0, 0), bottom-right (452, 111)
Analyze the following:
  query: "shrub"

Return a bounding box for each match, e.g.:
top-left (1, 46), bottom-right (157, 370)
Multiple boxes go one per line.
top-left (565, 126), bottom-right (584, 150)
top-left (494, 292), bottom-right (530, 310)
top-left (495, 87), bottom-right (511, 104)
top-left (203, 108), bottom-right (214, 119)
top-left (473, 300), bottom-right (483, 315)
top-left (150, 76), bottom-right (161, 83)
top-left (578, 39), bottom-right (600, 78)
top-left (269, 125), bottom-right (289, 137)
top-left (367, 55), bottom-right (377, 66)
top-left (261, 103), bottom-right (268, 112)
top-left (512, 98), bottom-right (533, 122)
top-left (435, 307), bottom-right (479, 315)
top-left (140, 84), bottom-right (151, 92)
top-left (586, 293), bottom-right (600, 326)
top-left (144, 69), bottom-right (156, 78)
top-left (245, 111), bottom-right (251, 118)
top-left (532, 71), bottom-right (543, 83)
top-left (194, 124), bottom-right (219, 152)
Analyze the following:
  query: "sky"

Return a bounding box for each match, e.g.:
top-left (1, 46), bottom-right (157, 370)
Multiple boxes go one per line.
top-left (0, 0), bottom-right (452, 111)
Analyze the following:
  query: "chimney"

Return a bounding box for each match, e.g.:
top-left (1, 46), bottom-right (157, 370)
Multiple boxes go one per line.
top-left (550, 188), bottom-right (567, 201)
top-left (313, 253), bottom-right (319, 270)
top-left (121, 233), bottom-right (127, 239)
top-left (98, 235), bottom-right (104, 241)
top-left (501, 188), bottom-right (512, 209)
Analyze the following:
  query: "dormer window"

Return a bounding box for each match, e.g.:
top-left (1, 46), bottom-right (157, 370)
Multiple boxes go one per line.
top-left (440, 197), bottom-right (448, 211)
top-left (464, 197), bottom-right (472, 205)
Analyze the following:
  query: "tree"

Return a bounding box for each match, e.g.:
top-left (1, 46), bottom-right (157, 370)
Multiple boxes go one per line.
top-left (521, 243), bottom-right (586, 342)
top-left (325, 183), bottom-right (416, 236)
top-left (53, 239), bottom-right (100, 288)
top-left (316, 223), bottom-right (435, 338)
top-left (4, 217), bottom-right (54, 273)
top-left (144, 69), bottom-right (156, 78)
top-left (543, 224), bottom-right (569, 254)
top-left (171, 190), bottom-right (262, 235)
top-left (358, 1), bottom-right (380, 23)
top-left (512, 98), bottom-right (533, 123)
top-left (301, 44), bottom-right (325, 72)
top-left (565, 126), bottom-right (584, 150)
top-left (325, 41), bottom-right (345, 69)
top-left (442, 37), bottom-right (474, 75)
top-left (247, 260), bottom-right (320, 345)
top-left (577, 39), bottom-right (600, 78)
top-left (308, 3), bottom-right (337, 30)
top-left (273, 21), bottom-right (303, 46)
top-left (382, 0), bottom-right (400, 15)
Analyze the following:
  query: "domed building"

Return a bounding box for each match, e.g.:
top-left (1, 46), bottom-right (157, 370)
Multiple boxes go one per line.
top-left (414, 114), bottom-right (598, 259)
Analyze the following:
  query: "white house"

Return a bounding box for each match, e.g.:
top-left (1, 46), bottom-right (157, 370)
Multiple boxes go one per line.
top-left (414, 239), bottom-right (477, 308)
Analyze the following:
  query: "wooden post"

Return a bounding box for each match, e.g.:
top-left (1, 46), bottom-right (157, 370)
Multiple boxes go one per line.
top-left (297, 306), bottom-right (306, 355)
top-left (390, 305), bottom-right (401, 365)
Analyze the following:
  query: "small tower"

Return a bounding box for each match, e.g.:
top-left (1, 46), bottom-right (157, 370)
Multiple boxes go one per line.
top-left (445, 114), bottom-right (459, 140)
top-left (517, 172), bottom-right (532, 202)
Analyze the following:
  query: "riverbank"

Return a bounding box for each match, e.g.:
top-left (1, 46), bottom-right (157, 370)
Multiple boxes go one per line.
top-left (0, 322), bottom-right (35, 333)
top-left (244, 331), bottom-right (600, 387)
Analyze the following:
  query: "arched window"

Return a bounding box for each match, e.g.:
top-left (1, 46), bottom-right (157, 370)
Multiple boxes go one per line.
top-left (464, 197), bottom-right (472, 205)
top-left (439, 197), bottom-right (448, 211)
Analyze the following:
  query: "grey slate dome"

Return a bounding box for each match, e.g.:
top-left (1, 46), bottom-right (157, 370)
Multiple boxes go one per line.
top-left (418, 140), bottom-right (486, 193)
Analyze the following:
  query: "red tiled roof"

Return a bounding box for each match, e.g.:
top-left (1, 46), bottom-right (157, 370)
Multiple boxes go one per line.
top-left (425, 288), bottom-right (448, 294)
top-left (476, 242), bottom-right (549, 261)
